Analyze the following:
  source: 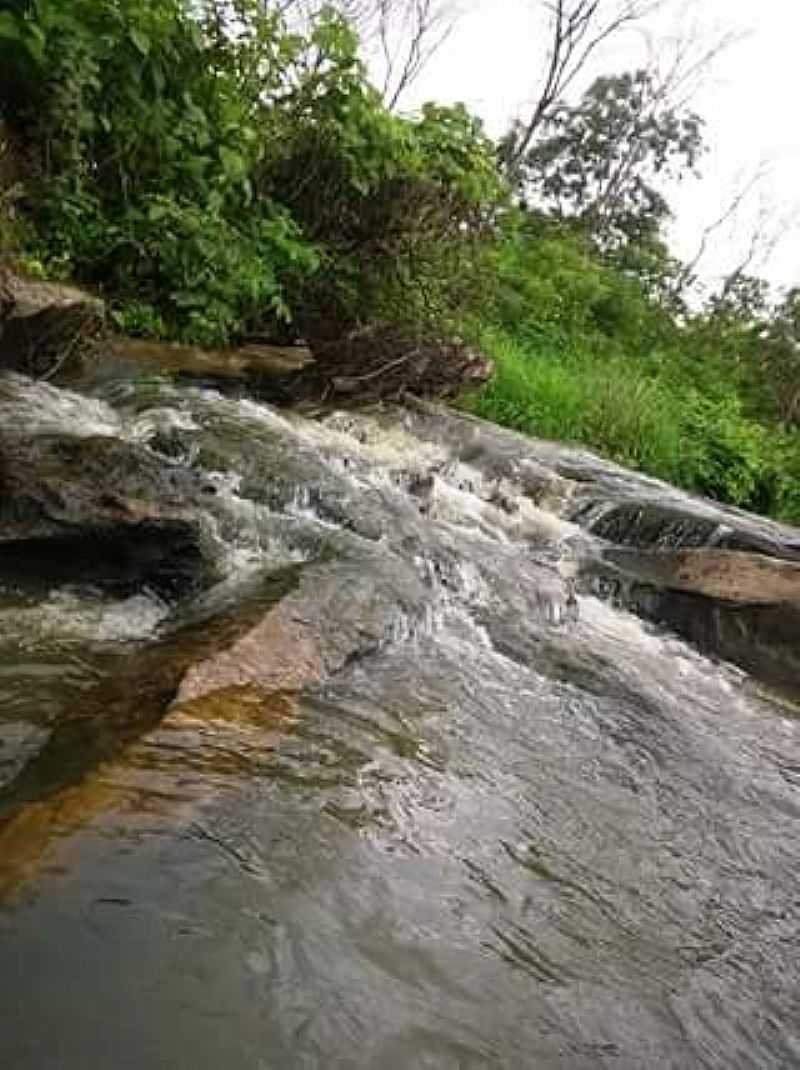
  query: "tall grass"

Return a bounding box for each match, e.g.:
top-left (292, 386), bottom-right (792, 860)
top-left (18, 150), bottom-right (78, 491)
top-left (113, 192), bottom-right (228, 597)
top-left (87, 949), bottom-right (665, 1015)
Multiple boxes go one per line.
top-left (465, 328), bottom-right (684, 475)
top-left (462, 327), bottom-right (799, 521)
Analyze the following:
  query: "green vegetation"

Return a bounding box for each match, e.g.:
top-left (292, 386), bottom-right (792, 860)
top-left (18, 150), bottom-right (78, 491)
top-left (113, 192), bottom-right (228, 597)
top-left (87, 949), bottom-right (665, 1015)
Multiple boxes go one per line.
top-left (465, 215), bottom-right (800, 522)
top-left (0, 0), bottom-right (500, 345)
top-left (1, 0), bottom-right (798, 522)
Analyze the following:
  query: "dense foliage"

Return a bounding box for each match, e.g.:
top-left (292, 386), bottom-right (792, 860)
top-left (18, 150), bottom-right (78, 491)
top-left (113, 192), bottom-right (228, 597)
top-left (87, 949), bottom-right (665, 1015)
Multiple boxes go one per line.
top-left (0, 0), bottom-right (501, 343)
top-left (1, 0), bottom-right (798, 522)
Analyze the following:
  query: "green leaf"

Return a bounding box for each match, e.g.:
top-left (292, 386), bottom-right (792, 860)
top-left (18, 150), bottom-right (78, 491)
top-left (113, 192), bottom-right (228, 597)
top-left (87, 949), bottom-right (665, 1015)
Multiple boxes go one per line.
top-left (150, 62), bottom-right (165, 95)
top-left (129, 28), bottom-right (150, 56)
top-left (0, 11), bottom-right (44, 63)
top-left (0, 12), bottom-right (23, 42)
top-left (219, 146), bottom-right (246, 182)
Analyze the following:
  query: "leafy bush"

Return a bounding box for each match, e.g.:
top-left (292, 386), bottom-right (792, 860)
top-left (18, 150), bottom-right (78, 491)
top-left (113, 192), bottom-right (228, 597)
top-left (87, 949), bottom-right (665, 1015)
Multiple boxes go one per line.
top-left (1, 0), bottom-right (503, 345)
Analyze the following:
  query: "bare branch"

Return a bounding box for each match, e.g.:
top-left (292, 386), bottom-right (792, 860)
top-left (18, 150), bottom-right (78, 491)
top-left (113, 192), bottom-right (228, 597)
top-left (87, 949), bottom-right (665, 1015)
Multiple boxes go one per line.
top-left (505, 0), bottom-right (659, 170)
top-left (674, 167), bottom-right (768, 297)
top-left (374, 0), bottom-right (459, 110)
top-left (716, 198), bottom-right (795, 305)
top-left (283, 0), bottom-right (459, 109)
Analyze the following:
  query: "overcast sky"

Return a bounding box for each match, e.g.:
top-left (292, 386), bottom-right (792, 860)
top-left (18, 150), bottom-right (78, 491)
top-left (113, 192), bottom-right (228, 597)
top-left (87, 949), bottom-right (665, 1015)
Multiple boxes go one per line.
top-left (391, 0), bottom-right (799, 294)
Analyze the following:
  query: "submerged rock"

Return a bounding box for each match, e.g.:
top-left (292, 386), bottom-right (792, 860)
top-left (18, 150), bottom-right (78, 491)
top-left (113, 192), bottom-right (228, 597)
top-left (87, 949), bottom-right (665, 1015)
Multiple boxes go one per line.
top-left (0, 544), bottom-right (432, 892)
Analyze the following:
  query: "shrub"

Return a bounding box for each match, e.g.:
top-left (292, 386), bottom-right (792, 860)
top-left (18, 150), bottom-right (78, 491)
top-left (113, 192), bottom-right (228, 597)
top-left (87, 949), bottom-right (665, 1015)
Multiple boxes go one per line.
top-left (1, 0), bottom-right (503, 346)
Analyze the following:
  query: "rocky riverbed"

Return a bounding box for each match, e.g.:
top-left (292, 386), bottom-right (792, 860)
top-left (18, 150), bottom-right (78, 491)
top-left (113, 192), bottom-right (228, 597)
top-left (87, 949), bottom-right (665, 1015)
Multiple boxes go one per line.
top-left (0, 335), bottom-right (799, 1068)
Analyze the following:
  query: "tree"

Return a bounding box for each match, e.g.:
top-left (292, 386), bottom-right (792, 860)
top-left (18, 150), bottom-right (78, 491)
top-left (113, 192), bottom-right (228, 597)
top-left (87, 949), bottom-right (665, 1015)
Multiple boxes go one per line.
top-left (513, 68), bottom-right (704, 252)
top-left (758, 289), bottom-right (800, 425)
top-left (707, 273), bottom-right (771, 326)
top-left (500, 0), bottom-right (658, 173)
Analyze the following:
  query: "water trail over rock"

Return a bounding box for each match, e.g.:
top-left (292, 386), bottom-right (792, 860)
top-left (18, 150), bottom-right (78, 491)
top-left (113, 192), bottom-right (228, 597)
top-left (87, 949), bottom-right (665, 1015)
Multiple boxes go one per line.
top-left (1, 369), bottom-right (799, 1069)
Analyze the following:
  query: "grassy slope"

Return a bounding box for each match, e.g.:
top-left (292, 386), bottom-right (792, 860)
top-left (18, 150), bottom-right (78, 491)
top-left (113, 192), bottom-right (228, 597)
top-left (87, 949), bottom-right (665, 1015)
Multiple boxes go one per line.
top-left (463, 327), bottom-right (800, 525)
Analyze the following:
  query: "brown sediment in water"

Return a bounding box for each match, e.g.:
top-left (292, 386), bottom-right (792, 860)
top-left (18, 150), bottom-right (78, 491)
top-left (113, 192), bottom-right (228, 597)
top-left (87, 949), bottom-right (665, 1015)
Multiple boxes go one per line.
top-left (0, 686), bottom-right (303, 902)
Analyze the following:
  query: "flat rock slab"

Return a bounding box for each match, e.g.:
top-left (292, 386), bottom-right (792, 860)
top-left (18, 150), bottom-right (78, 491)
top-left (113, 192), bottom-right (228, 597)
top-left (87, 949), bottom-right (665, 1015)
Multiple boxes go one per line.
top-left (582, 547), bottom-right (800, 697)
top-left (602, 547), bottom-right (800, 605)
top-left (107, 337), bottom-right (313, 380)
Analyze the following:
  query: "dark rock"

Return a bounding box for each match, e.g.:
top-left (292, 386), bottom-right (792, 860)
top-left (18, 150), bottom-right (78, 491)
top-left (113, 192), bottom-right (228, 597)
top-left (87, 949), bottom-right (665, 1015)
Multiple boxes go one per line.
top-left (0, 520), bottom-right (206, 599)
top-left (0, 722), bottom-right (49, 793)
top-left (581, 547), bottom-right (800, 697)
top-left (0, 430), bottom-right (214, 597)
top-left (0, 432), bottom-right (204, 534)
top-left (0, 270), bottom-right (105, 380)
top-left (572, 499), bottom-right (800, 561)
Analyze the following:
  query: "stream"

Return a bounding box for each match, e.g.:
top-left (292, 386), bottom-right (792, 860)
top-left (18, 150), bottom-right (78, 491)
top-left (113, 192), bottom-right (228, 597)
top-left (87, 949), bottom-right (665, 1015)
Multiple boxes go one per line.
top-left (1, 368), bottom-right (799, 1069)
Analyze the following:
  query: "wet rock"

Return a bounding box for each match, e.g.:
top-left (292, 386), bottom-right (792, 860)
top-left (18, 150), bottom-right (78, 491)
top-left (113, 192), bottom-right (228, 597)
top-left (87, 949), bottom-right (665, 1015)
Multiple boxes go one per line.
top-left (378, 401), bottom-right (575, 510)
top-left (601, 547), bottom-right (800, 606)
top-left (0, 566), bottom-right (303, 818)
top-left (385, 402), bottom-right (800, 562)
top-left (0, 722), bottom-right (49, 792)
top-left (0, 431), bottom-right (201, 532)
top-left (572, 499), bottom-right (800, 561)
top-left (104, 336), bottom-right (312, 385)
top-left (582, 548), bottom-right (800, 696)
top-left (0, 430), bottom-right (213, 596)
top-left (179, 402), bottom-right (424, 544)
top-left (176, 549), bottom-right (430, 704)
top-left (0, 545), bottom-right (431, 862)
top-left (0, 269), bottom-right (105, 380)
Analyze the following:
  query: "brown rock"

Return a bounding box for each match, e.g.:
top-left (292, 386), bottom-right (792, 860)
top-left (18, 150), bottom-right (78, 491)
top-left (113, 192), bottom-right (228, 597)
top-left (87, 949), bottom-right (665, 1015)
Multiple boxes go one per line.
top-left (603, 547), bottom-right (800, 605)
top-left (0, 269), bottom-right (105, 379)
top-left (585, 547), bottom-right (800, 696)
top-left (0, 548), bottom-right (431, 897)
top-left (176, 601), bottom-right (324, 703)
top-left (107, 336), bottom-right (313, 382)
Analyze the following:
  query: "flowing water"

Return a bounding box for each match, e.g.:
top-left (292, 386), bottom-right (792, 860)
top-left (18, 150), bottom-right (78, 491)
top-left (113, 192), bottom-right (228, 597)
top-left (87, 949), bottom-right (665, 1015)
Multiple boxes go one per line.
top-left (1, 371), bottom-right (799, 1069)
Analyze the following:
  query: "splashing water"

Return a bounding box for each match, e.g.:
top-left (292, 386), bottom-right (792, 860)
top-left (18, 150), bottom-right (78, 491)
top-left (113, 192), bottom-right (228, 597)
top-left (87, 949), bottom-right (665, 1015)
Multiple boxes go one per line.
top-left (1, 372), bottom-right (798, 1070)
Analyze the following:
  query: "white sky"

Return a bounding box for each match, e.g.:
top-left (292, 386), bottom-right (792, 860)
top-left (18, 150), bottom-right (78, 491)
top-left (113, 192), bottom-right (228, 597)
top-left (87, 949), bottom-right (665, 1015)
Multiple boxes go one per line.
top-left (390, 0), bottom-right (800, 293)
